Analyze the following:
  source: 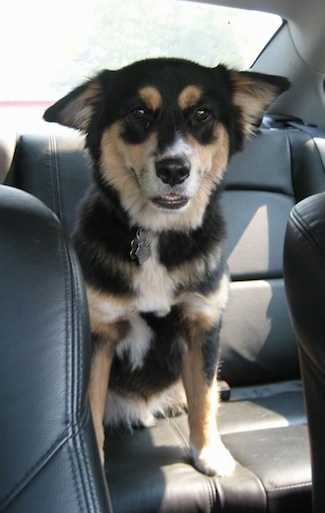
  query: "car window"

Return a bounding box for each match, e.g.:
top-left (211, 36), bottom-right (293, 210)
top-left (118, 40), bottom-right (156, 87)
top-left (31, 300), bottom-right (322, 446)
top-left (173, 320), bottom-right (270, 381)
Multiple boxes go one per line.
top-left (0, 0), bottom-right (281, 129)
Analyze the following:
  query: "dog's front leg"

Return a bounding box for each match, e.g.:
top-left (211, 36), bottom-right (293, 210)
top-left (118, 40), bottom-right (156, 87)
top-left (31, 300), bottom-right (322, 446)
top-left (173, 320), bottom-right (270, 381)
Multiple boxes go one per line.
top-left (88, 338), bottom-right (114, 464)
top-left (181, 281), bottom-right (236, 476)
top-left (182, 333), bottom-right (236, 477)
top-left (86, 286), bottom-right (131, 464)
top-left (88, 317), bottom-right (130, 462)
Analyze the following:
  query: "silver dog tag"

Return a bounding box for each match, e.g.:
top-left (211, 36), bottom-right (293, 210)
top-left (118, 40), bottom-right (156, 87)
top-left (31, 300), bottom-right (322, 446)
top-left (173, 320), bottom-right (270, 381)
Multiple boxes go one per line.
top-left (130, 229), bottom-right (150, 265)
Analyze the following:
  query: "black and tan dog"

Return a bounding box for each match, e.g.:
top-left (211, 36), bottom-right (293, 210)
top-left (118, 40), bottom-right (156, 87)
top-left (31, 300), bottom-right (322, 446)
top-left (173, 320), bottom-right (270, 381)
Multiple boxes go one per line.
top-left (44, 58), bottom-right (289, 476)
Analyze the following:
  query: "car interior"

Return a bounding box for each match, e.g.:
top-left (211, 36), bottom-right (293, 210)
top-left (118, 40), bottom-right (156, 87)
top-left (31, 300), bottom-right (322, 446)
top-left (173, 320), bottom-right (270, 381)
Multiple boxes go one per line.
top-left (1, 1), bottom-right (325, 512)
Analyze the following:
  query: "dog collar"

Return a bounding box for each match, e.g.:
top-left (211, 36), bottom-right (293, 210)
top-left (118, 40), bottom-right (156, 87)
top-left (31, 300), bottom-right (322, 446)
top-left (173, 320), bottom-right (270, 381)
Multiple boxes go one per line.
top-left (130, 228), bottom-right (150, 265)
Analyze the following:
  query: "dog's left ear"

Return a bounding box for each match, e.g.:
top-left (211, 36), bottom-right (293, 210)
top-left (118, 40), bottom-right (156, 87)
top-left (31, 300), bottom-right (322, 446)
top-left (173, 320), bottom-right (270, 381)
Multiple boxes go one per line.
top-left (44, 70), bottom-right (113, 132)
top-left (229, 70), bottom-right (290, 135)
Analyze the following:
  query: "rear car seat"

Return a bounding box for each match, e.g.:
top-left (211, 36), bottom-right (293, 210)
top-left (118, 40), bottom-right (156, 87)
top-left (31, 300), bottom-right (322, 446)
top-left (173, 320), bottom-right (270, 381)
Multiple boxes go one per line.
top-left (0, 185), bottom-right (113, 513)
top-left (3, 124), bottom-right (325, 513)
top-left (284, 191), bottom-right (325, 513)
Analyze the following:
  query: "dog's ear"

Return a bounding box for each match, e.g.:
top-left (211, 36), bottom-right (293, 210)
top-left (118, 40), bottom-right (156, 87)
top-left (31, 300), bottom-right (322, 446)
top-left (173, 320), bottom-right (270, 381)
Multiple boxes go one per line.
top-left (229, 70), bottom-right (290, 135)
top-left (43, 70), bottom-right (113, 132)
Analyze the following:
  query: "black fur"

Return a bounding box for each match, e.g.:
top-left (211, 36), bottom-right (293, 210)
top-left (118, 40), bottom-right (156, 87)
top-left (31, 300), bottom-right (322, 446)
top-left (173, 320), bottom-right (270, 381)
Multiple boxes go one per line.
top-left (44, 58), bottom-right (290, 475)
top-left (109, 308), bottom-right (185, 399)
top-left (44, 56), bottom-right (290, 407)
top-left (84, 60), bottom-right (244, 160)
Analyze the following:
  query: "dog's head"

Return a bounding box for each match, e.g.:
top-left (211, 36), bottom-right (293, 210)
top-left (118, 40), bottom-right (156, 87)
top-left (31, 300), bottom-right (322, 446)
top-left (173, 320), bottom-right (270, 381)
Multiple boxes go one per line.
top-left (44, 58), bottom-right (289, 231)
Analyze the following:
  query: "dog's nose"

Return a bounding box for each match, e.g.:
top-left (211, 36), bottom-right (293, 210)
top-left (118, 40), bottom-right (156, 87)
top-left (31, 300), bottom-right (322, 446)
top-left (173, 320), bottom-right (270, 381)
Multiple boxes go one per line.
top-left (156, 158), bottom-right (190, 186)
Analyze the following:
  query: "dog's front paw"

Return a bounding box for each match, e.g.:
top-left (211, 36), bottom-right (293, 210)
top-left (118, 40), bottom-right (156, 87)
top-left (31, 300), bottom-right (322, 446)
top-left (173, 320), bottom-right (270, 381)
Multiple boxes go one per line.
top-left (190, 441), bottom-right (236, 477)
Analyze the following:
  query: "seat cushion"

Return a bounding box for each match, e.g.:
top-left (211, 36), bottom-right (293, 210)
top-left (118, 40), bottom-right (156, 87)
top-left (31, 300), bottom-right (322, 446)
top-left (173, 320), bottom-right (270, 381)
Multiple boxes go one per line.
top-left (105, 381), bottom-right (310, 513)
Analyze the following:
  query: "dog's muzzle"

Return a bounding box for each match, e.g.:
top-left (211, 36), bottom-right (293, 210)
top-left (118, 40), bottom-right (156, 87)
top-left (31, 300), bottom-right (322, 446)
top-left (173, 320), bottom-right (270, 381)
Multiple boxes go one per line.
top-left (152, 158), bottom-right (190, 210)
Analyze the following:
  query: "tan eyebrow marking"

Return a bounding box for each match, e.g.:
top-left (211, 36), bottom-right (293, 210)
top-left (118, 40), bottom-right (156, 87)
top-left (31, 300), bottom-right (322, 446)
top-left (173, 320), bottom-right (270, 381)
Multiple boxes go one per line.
top-left (178, 85), bottom-right (203, 110)
top-left (138, 86), bottom-right (162, 111)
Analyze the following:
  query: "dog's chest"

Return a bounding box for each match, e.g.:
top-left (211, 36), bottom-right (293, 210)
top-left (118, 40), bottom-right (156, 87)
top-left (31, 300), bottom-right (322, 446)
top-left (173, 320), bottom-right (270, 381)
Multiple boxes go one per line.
top-left (133, 236), bottom-right (175, 316)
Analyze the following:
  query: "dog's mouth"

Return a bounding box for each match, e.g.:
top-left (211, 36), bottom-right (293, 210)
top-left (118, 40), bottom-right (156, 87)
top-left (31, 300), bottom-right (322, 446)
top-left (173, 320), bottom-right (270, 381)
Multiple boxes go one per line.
top-left (152, 193), bottom-right (189, 210)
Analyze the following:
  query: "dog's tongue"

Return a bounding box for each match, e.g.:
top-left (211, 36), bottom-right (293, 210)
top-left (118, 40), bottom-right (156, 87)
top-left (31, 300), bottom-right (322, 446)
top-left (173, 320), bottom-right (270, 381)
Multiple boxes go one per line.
top-left (153, 193), bottom-right (189, 210)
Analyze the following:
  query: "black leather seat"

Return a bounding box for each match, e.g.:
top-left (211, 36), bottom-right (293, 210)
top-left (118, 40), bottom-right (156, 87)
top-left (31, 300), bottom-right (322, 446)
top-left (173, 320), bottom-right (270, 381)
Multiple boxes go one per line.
top-left (0, 186), bottom-right (113, 513)
top-left (2, 124), bottom-right (325, 512)
top-left (284, 191), bottom-right (325, 513)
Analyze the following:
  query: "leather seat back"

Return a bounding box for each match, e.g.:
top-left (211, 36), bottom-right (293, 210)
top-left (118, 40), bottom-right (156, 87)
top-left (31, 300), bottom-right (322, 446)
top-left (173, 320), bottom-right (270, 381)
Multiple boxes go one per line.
top-left (5, 126), bottom-right (325, 390)
top-left (284, 191), bottom-right (325, 513)
top-left (0, 185), bottom-right (112, 513)
top-left (220, 129), bottom-right (325, 385)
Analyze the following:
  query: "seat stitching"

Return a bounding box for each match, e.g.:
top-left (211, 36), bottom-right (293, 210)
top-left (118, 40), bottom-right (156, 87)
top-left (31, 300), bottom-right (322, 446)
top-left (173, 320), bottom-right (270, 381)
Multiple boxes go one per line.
top-left (0, 432), bottom-right (76, 509)
top-left (290, 207), bottom-right (325, 266)
top-left (62, 232), bottom-right (105, 513)
top-left (268, 480), bottom-right (311, 492)
top-left (49, 130), bottom-right (63, 221)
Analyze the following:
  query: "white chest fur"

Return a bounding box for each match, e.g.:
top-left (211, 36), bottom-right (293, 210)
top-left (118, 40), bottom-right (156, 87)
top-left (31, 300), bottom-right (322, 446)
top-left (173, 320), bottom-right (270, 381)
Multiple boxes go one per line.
top-left (87, 235), bottom-right (178, 371)
top-left (133, 236), bottom-right (175, 316)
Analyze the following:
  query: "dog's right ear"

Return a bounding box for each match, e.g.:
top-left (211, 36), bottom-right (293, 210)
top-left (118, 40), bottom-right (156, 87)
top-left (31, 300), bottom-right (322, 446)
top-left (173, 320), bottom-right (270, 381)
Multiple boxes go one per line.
top-left (43, 70), bottom-right (113, 132)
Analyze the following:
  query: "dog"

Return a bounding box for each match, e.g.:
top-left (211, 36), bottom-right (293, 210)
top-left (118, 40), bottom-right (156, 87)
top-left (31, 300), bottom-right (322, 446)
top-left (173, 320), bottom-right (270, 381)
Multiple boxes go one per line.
top-left (44, 58), bottom-right (289, 476)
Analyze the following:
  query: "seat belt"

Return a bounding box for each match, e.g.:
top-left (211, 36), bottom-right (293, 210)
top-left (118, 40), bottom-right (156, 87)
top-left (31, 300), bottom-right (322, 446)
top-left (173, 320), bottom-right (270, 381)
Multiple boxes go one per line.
top-left (285, 120), bottom-right (325, 138)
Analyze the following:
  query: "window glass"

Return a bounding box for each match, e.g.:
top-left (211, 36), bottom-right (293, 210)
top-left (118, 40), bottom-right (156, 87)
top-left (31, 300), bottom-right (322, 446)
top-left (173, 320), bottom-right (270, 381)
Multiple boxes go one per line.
top-left (0, 0), bottom-right (282, 128)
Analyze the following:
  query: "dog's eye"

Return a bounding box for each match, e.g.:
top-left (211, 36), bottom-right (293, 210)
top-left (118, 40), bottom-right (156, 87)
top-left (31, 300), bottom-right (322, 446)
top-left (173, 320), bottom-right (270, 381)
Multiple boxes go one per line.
top-left (129, 107), bottom-right (152, 129)
top-left (131, 107), bottom-right (147, 120)
top-left (194, 108), bottom-right (212, 123)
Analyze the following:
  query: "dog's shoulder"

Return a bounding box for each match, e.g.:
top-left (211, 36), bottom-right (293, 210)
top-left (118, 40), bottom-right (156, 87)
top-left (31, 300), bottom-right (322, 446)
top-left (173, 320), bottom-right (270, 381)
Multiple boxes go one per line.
top-left (73, 186), bottom-right (137, 295)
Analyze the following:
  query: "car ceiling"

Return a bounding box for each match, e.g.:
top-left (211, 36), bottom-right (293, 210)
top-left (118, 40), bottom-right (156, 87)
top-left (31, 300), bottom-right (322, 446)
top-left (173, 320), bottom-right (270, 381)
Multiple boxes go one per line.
top-left (185, 0), bottom-right (325, 128)
top-left (187, 0), bottom-right (325, 73)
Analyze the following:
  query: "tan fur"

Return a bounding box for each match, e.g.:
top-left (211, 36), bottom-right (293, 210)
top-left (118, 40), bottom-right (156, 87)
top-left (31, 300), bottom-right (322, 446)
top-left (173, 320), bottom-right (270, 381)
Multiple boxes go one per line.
top-left (182, 350), bottom-right (218, 448)
top-left (181, 274), bottom-right (229, 329)
top-left (86, 286), bottom-right (132, 330)
top-left (87, 239), bottom-right (226, 326)
top-left (178, 85), bottom-right (202, 110)
top-left (139, 86), bottom-right (162, 111)
top-left (230, 71), bottom-right (283, 136)
top-left (44, 59), bottom-right (288, 477)
top-left (169, 246), bottom-right (223, 292)
top-left (90, 116), bottom-right (233, 474)
top-left (180, 276), bottom-right (233, 476)
top-left (187, 124), bottom-right (230, 185)
top-left (59, 78), bottom-right (103, 130)
top-left (181, 341), bottom-right (235, 476)
top-left (100, 125), bottom-right (158, 216)
top-left (89, 344), bottom-right (114, 461)
top-left (99, 122), bottom-right (230, 233)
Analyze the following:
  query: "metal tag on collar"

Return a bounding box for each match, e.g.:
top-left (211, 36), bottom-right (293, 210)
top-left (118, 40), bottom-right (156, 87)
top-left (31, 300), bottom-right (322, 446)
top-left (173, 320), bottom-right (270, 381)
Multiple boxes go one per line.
top-left (130, 228), bottom-right (150, 265)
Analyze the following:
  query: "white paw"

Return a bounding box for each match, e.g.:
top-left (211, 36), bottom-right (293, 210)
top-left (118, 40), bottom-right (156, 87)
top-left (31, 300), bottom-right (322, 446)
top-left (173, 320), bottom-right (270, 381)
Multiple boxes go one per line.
top-left (140, 411), bottom-right (156, 428)
top-left (190, 441), bottom-right (236, 477)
